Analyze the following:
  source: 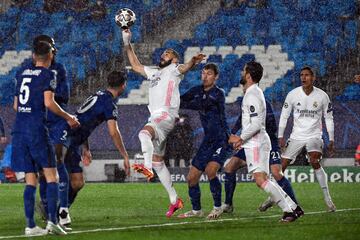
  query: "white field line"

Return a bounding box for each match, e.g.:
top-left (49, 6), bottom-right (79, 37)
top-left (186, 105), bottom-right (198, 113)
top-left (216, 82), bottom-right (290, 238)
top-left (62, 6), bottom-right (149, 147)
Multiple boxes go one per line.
top-left (1, 208), bottom-right (359, 239)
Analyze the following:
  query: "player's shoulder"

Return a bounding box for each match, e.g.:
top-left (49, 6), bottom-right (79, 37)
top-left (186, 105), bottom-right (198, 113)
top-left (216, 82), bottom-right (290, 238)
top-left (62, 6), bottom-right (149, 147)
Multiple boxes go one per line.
top-left (212, 85), bottom-right (226, 97)
top-left (313, 86), bottom-right (329, 98)
top-left (51, 62), bottom-right (66, 72)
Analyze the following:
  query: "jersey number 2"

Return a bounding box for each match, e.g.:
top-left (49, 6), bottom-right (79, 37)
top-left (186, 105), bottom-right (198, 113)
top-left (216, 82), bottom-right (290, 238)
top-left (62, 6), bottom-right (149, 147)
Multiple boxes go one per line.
top-left (19, 78), bottom-right (32, 105)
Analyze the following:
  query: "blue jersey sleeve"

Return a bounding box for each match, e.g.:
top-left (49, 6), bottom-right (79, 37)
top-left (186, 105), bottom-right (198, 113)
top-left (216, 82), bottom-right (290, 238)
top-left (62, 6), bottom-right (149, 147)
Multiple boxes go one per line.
top-left (231, 98), bottom-right (243, 134)
top-left (212, 89), bottom-right (230, 138)
top-left (42, 70), bottom-right (56, 93)
top-left (103, 98), bottom-right (118, 121)
top-left (180, 86), bottom-right (203, 110)
top-left (265, 101), bottom-right (279, 150)
top-left (54, 63), bottom-right (70, 105)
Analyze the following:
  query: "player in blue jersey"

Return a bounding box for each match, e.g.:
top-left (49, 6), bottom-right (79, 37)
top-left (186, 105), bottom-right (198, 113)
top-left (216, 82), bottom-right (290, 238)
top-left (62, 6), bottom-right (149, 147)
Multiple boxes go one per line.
top-left (177, 63), bottom-right (232, 219)
top-left (11, 41), bottom-right (79, 236)
top-left (221, 97), bottom-right (304, 217)
top-left (30, 35), bottom-right (72, 227)
top-left (56, 71), bottom-right (129, 214)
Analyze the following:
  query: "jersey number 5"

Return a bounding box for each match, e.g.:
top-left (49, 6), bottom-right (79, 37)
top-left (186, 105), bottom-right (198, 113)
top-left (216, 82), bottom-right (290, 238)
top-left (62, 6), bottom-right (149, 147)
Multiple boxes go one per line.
top-left (19, 77), bottom-right (32, 105)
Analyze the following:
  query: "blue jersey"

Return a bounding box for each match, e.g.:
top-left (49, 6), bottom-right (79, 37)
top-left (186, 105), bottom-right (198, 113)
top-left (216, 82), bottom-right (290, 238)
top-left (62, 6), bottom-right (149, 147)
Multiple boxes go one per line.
top-left (232, 97), bottom-right (279, 151)
top-left (47, 62), bottom-right (69, 125)
top-left (180, 85), bottom-right (230, 142)
top-left (65, 90), bottom-right (118, 147)
top-left (13, 65), bottom-right (56, 135)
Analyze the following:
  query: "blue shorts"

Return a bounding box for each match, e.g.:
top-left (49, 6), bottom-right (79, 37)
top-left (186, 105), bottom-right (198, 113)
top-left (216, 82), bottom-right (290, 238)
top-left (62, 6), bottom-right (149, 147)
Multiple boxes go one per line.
top-left (48, 120), bottom-right (68, 145)
top-left (233, 148), bottom-right (281, 165)
top-left (64, 145), bottom-right (83, 173)
top-left (11, 132), bottom-right (56, 173)
top-left (191, 140), bottom-right (232, 172)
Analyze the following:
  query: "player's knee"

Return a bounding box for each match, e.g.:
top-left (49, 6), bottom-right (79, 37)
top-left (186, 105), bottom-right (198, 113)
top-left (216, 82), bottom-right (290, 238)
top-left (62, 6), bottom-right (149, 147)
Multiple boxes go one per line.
top-left (224, 163), bottom-right (234, 173)
top-left (310, 160), bottom-right (321, 169)
top-left (186, 175), bottom-right (198, 187)
top-left (71, 179), bottom-right (84, 191)
top-left (138, 130), bottom-right (152, 142)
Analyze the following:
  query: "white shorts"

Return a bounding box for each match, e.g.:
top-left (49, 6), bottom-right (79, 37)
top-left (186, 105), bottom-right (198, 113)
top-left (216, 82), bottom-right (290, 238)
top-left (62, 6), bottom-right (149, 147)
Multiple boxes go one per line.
top-left (282, 138), bottom-right (324, 164)
top-left (244, 144), bottom-right (271, 174)
top-left (146, 111), bottom-right (176, 156)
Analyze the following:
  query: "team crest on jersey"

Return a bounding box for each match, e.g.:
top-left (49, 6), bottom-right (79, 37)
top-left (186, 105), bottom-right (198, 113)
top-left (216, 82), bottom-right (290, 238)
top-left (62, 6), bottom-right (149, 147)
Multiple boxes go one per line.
top-left (50, 79), bottom-right (57, 89)
top-left (202, 94), bottom-right (206, 99)
top-left (250, 105), bottom-right (255, 112)
top-left (284, 102), bottom-right (288, 108)
top-left (149, 77), bottom-right (161, 88)
top-left (313, 101), bottom-right (318, 108)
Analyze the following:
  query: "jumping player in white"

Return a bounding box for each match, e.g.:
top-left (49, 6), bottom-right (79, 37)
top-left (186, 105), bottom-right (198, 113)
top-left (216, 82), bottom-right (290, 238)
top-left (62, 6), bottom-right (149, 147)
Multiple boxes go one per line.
top-left (121, 29), bottom-right (205, 217)
top-left (278, 66), bottom-right (336, 212)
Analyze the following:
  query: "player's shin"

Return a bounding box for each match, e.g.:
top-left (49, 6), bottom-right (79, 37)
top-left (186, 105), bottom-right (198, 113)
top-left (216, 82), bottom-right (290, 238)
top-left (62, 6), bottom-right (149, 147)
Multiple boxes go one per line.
top-left (152, 161), bottom-right (177, 204)
top-left (138, 130), bottom-right (154, 170)
top-left (224, 172), bottom-right (237, 205)
top-left (315, 167), bottom-right (332, 202)
top-left (189, 184), bottom-right (201, 211)
top-left (39, 177), bottom-right (48, 215)
top-left (209, 177), bottom-right (222, 208)
top-left (47, 182), bottom-right (59, 224)
top-left (261, 179), bottom-right (293, 212)
top-left (24, 185), bottom-right (37, 228)
top-left (276, 176), bottom-right (298, 205)
top-left (57, 163), bottom-right (69, 209)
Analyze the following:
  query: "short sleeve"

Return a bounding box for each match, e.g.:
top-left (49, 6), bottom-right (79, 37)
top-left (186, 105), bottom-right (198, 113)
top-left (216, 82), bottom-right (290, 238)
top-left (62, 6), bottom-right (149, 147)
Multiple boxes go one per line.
top-left (144, 66), bottom-right (158, 79)
top-left (104, 99), bottom-right (118, 121)
top-left (43, 70), bottom-right (56, 92)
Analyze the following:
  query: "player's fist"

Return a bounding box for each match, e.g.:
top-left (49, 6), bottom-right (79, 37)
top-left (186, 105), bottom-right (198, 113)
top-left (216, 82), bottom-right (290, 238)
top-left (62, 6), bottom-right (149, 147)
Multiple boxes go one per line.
top-left (122, 29), bottom-right (131, 46)
top-left (191, 53), bottom-right (206, 64)
top-left (82, 149), bottom-right (92, 166)
top-left (67, 115), bottom-right (80, 129)
top-left (327, 141), bottom-right (335, 157)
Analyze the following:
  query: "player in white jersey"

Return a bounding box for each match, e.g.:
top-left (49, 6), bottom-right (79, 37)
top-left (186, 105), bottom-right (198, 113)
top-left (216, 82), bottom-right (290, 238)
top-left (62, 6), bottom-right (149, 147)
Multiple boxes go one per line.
top-left (278, 66), bottom-right (336, 212)
top-left (121, 29), bottom-right (205, 217)
top-left (229, 61), bottom-right (297, 222)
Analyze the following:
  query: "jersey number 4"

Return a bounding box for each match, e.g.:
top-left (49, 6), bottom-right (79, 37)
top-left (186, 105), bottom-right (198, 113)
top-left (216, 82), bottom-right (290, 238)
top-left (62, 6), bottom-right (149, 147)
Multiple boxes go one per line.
top-left (19, 77), bottom-right (32, 105)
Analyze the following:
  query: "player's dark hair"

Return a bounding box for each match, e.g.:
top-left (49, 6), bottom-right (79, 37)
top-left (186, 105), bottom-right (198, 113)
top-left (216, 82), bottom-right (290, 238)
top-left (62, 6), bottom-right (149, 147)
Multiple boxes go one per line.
top-left (245, 61), bottom-right (263, 83)
top-left (300, 66), bottom-right (316, 77)
top-left (107, 71), bottom-right (127, 88)
top-left (33, 41), bottom-right (52, 57)
top-left (166, 48), bottom-right (180, 60)
top-left (203, 63), bottom-right (219, 76)
top-left (33, 34), bottom-right (57, 54)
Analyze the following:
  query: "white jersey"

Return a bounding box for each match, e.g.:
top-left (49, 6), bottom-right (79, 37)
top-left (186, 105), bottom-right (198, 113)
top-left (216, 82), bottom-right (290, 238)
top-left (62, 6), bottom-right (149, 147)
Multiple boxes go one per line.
top-left (278, 86), bottom-right (334, 141)
top-left (241, 84), bottom-right (271, 148)
top-left (144, 64), bottom-right (183, 118)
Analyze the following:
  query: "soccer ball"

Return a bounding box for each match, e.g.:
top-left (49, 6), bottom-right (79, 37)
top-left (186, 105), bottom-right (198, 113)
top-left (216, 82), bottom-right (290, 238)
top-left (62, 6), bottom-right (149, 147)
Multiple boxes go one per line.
top-left (115, 8), bottom-right (136, 29)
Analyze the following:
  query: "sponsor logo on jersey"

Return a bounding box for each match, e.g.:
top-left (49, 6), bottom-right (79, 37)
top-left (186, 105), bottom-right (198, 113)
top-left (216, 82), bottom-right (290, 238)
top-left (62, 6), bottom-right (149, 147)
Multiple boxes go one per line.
top-left (18, 106), bottom-right (32, 113)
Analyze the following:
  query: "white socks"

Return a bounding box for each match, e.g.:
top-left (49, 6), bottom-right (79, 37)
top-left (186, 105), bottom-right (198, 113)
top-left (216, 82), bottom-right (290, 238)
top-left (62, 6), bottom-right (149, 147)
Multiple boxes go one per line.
top-left (262, 180), bottom-right (293, 212)
top-left (152, 161), bottom-right (177, 204)
top-left (315, 167), bottom-right (332, 202)
top-left (138, 130), bottom-right (153, 170)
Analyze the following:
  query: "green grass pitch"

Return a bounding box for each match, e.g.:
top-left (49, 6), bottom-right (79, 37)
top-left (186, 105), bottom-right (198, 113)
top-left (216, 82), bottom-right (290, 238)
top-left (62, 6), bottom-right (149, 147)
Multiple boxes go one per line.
top-left (0, 182), bottom-right (359, 239)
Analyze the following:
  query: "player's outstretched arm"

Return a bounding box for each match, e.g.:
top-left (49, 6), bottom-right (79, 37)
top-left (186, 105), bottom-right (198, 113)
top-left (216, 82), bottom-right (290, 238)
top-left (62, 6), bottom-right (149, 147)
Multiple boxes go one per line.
top-left (81, 140), bottom-right (92, 166)
top-left (178, 53), bottom-right (206, 74)
top-left (44, 91), bottom-right (80, 129)
top-left (122, 29), bottom-right (146, 77)
top-left (107, 119), bottom-right (130, 176)
top-left (13, 96), bottom-right (18, 111)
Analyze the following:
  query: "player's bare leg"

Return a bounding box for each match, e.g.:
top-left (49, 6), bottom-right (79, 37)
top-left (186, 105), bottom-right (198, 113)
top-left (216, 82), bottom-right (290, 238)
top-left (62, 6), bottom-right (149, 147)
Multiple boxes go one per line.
top-left (309, 151), bottom-right (336, 212)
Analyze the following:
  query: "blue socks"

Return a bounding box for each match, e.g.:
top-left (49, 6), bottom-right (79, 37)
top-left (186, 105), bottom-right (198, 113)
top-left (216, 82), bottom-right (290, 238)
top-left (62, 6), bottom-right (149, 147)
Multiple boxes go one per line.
top-left (209, 177), bottom-right (222, 208)
top-left (24, 185), bottom-right (36, 228)
top-left (277, 176), bottom-right (298, 204)
top-left (224, 172), bottom-right (237, 205)
top-left (39, 176), bottom-right (48, 216)
top-left (47, 182), bottom-right (59, 223)
top-left (189, 184), bottom-right (201, 211)
top-left (57, 163), bottom-right (69, 208)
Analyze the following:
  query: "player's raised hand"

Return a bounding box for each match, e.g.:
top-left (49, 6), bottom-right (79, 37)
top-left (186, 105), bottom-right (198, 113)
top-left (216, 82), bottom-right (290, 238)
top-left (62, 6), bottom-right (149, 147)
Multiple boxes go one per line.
top-left (122, 29), bottom-right (131, 46)
top-left (67, 115), bottom-right (80, 129)
top-left (191, 53), bottom-right (206, 64)
top-left (327, 141), bottom-right (335, 157)
top-left (123, 156), bottom-right (130, 176)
